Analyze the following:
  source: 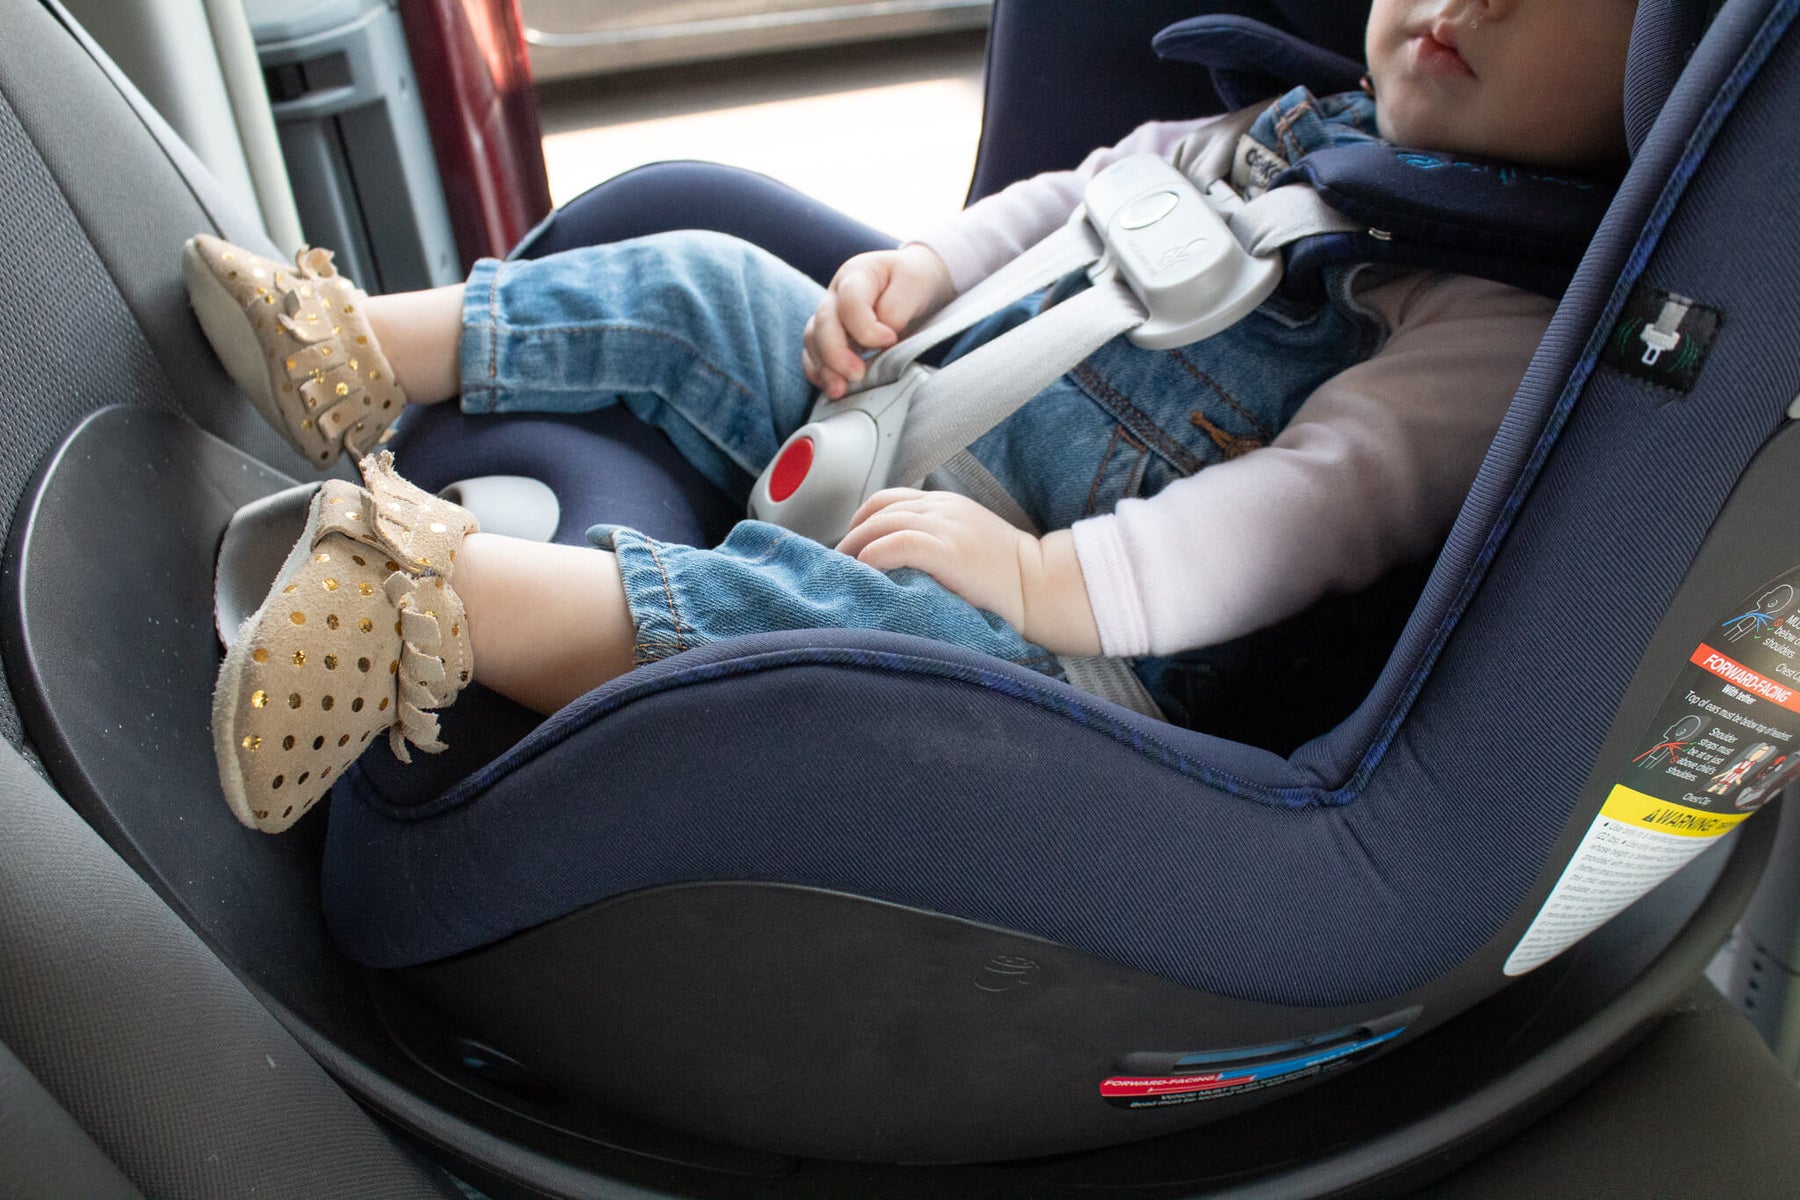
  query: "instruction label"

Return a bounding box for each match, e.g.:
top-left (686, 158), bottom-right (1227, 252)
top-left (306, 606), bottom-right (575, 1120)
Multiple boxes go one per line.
top-left (1505, 571), bottom-right (1800, 975)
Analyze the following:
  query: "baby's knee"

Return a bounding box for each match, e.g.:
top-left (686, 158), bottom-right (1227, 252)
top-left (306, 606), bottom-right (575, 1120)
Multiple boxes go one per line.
top-left (633, 231), bottom-right (820, 330)
top-left (636, 228), bottom-right (753, 265)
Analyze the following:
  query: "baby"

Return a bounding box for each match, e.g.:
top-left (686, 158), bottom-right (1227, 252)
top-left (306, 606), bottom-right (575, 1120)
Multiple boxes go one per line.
top-left (193, 0), bottom-right (1640, 831)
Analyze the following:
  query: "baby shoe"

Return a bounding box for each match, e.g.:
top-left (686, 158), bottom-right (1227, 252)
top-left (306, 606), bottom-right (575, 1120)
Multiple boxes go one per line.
top-left (213, 451), bottom-right (478, 833)
top-left (182, 234), bottom-right (408, 468)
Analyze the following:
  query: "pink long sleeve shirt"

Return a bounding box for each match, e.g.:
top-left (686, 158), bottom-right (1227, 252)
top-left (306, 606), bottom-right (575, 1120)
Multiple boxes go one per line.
top-left (913, 111), bottom-right (1556, 657)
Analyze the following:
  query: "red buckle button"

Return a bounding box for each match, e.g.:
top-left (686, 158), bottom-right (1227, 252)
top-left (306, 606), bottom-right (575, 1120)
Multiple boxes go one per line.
top-left (768, 435), bottom-right (815, 503)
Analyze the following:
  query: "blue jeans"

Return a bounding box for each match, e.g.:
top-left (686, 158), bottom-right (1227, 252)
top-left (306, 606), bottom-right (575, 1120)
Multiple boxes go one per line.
top-left (457, 230), bottom-right (1377, 695)
top-left (461, 231), bottom-right (1059, 675)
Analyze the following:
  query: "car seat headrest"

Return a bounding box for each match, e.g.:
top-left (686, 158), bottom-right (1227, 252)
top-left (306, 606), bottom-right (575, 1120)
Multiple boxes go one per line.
top-left (1151, 14), bottom-right (1366, 111)
top-left (1625, 0), bottom-right (1719, 155)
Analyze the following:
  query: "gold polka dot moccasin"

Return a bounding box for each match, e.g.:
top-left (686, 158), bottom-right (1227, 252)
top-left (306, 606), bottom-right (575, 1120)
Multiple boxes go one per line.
top-left (212, 451), bottom-right (479, 833)
top-left (182, 234), bottom-right (407, 469)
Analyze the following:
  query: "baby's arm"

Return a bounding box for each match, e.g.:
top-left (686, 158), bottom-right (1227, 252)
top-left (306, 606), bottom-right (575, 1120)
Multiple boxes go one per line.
top-left (803, 110), bottom-right (1251, 397)
top-left (1072, 273), bottom-right (1557, 657)
top-left (837, 489), bottom-right (1102, 655)
top-left (918, 110), bottom-right (1258, 292)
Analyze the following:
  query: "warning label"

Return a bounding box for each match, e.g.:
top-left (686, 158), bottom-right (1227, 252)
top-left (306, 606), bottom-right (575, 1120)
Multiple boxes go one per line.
top-left (1505, 572), bottom-right (1800, 975)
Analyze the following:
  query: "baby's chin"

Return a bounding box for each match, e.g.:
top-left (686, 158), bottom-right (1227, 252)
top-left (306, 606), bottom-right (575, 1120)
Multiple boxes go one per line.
top-left (1371, 100), bottom-right (1470, 156)
top-left (1377, 108), bottom-right (1523, 164)
top-left (1375, 99), bottom-right (1626, 173)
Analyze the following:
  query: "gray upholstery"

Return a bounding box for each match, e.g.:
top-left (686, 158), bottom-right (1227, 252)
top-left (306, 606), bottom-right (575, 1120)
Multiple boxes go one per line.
top-left (0, 0), bottom-right (330, 748)
top-left (0, 743), bottom-right (458, 1199)
top-left (0, 1038), bottom-right (143, 1200)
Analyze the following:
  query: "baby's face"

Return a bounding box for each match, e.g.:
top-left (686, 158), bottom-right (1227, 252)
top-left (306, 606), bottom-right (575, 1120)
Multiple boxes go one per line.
top-left (1366, 0), bottom-right (1639, 171)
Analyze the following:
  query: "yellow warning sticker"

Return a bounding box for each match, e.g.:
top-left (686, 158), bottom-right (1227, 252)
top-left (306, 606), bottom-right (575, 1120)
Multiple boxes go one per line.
top-left (1599, 784), bottom-right (1753, 838)
top-left (1507, 567), bottom-right (1800, 976)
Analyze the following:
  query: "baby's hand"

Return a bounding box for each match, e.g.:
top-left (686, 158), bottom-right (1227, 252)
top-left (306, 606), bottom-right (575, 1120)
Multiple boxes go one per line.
top-left (836, 489), bottom-right (1101, 655)
top-left (803, 245), bottom-right (954, 400)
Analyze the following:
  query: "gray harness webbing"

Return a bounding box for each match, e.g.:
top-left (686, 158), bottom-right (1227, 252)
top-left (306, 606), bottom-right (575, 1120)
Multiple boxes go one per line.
top-left (875, 142), bottom-right (1361, 504)
top-left (742, 126), bottom-right (1368, 717)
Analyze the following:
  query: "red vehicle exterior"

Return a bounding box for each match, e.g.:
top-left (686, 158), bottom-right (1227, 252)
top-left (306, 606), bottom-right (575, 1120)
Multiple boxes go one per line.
top-left (401, 0), bottom-right (554, 268)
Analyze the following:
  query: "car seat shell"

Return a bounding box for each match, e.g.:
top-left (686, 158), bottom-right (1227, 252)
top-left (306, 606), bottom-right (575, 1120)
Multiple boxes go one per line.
top-left (3, 0), bottom-right (1799, 1182)
top-left (307, 0), bottom-right (1800, 1160)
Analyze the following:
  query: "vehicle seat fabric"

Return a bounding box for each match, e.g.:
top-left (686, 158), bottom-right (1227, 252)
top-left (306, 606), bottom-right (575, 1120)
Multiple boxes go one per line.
top-left (0, 0), bottom-right (326, 756)
top-left (1627, 0), bottom-right (1721, 154)
top-left (0, 740), bottom-right (461, 1199)
top-left (324, 0), bottom-right (1773, 1019)
top-left (0, 1038), bottom-right (143, 1200)
top-left (966, 0), bottom-right (1370, 199)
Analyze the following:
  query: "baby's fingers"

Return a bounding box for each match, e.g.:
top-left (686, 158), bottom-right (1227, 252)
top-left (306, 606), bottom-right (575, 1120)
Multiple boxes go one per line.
top-left (848, 527), bottom-right (952, 577)
top-left (800, 335), bottom-right (851, 400)
top-left (841, 488), bottom-right (929, 537)
top-left (832, 270), bottom-right (900, 355)
top-left (804, 295), bottom-right (865, 396)
top-left (835, 489), bottom-right (932, 558)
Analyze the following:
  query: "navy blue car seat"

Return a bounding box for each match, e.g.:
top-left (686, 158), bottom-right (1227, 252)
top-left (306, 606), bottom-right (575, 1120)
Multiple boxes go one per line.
top-left (3, 0), bottom-right (1799, 1193)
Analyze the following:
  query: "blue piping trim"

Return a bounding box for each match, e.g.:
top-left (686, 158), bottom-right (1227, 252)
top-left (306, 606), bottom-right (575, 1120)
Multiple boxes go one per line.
top-left (351, 644), bottom-right (1330, 820)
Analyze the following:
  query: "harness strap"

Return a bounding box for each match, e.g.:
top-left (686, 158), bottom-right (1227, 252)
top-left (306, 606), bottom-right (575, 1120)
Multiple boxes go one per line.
top-left (865, 217), bottom-right (1107, 389)
top-left (875, 141), bottom-right (1358, 492)
top-left (1057, 655), bottom-right (1167, 719)
top-left (924, 450), bottom-right (1039, 534)
top-left (891, 274), bottom-right (1146, 487)
top-left (1228, 185), bottom-right (1362, 256)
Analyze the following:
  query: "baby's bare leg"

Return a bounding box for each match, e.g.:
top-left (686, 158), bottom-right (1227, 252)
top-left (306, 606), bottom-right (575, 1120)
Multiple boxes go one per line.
top-left (359, 286), bottom-right (641, 711)
top-left (454, 532), bottom-right (639, 713)
top-left (363, 285), bottom-right (466, 406)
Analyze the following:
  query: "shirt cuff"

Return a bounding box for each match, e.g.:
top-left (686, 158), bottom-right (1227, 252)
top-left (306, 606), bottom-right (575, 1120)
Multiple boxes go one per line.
top-left (1070, 516), bottom-right (1152, 657)
top-left (907, 227), bottom-right (988, 296)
